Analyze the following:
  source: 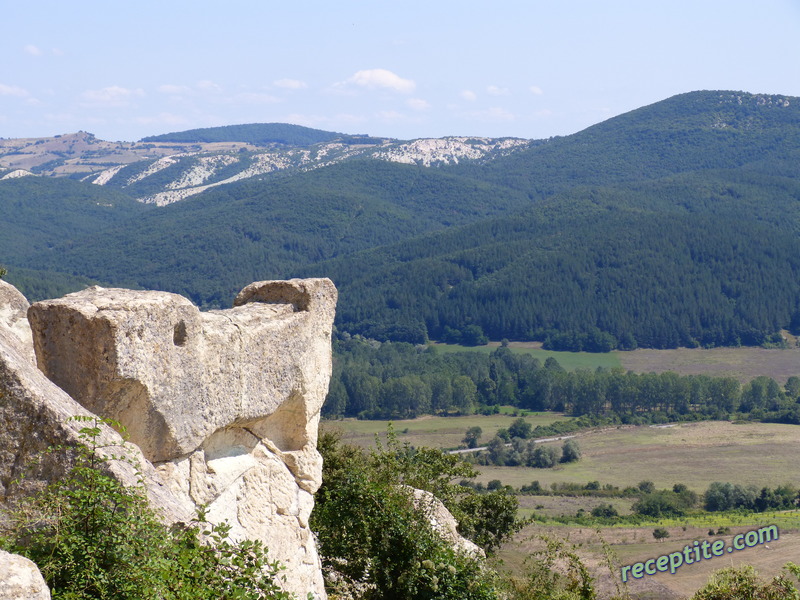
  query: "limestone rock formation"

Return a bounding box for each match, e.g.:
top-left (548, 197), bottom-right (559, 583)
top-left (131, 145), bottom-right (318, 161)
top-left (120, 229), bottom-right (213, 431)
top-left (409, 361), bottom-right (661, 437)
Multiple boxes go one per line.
top-left (1, 279), bottom-right (336, 599)
top-left (409, 487), bottom-right (485, 558)
top-left (0, 550), bottom-right (51, 600)
top-left (0, 280), bottom-right (35, 365)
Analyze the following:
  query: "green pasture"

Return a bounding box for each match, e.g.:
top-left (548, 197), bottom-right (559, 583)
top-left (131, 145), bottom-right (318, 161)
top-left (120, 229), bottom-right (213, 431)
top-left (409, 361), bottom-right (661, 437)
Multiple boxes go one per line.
top-left (472, 421), bottom-right (800, 493)
top-left (321, 409), bottom-right (571, 450)
top-left (429, 342), bottom-right (622, 371)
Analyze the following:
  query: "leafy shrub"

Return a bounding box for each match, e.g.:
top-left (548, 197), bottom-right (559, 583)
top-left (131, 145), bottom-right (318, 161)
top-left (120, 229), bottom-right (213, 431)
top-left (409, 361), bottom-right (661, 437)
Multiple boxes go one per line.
top-left (560, 439), bottom-right (582, 463)
top-left (1, 417), bottom-right (295, 600)
top-left (590, 504), bottom-right (619, 519)
top-left (311, 429), bottom-right (508, 600)
top-left (691, 563), bottom-right (800, 599)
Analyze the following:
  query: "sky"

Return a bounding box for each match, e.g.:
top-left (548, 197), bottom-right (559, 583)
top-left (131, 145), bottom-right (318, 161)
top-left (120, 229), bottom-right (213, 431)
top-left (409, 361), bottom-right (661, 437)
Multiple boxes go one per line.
top-left (2, 0), bottom-right (799, 142)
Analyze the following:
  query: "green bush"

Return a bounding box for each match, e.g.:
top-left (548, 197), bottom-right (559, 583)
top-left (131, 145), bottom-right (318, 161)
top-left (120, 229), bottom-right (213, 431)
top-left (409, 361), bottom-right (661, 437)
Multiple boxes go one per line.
top-left (1, 417), bottom-right (295, 600)
top-left (691, 563), bottom-right (800, 599)
top-left (311, 429), bottom-right (507, 600)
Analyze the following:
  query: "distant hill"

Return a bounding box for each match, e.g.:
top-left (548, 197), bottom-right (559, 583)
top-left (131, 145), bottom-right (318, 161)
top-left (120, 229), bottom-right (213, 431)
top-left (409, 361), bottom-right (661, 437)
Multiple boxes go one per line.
top-left (5, 90), bottom-right (800, 349)
top-left (15, 159), bottom-right (528, 307)
top-left (140, 123), bottom-right (344, 146)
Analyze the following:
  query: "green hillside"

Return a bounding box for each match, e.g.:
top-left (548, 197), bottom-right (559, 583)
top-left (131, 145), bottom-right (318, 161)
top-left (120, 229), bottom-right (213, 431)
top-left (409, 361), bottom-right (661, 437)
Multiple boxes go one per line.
top-left (19, 160), bottom-right (527, 307)
top-left (139, 122), bottom-right (344, 146)
top-left (451, 91), bottom-right (800, 196)
top-left (305, 168), bottom-right (800, 348)
top-left (7, 90), bottom-right (800, 349)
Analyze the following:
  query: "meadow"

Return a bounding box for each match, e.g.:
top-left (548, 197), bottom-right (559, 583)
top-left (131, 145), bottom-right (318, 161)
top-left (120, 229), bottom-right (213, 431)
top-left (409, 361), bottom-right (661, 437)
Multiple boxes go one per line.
top-left (473, 421), bottom-right (800, 492)
top-left (321, 410), bottom-right (570, 450)
top-left (434, 340), bottom-right (800, 384)
top-left (327, 413), bottom-right (800, 598)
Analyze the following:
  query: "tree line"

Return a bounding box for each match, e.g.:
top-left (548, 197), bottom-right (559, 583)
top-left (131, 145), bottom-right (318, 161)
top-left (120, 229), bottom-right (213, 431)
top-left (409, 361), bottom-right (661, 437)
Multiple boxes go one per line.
top-left (324, 337), bottom-right (800, 425)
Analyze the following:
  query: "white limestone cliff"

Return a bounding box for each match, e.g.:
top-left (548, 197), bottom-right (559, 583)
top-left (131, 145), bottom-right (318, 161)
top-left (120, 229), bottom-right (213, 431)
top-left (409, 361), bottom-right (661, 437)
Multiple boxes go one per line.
top-left (1, 279), bottom-right (337, 599)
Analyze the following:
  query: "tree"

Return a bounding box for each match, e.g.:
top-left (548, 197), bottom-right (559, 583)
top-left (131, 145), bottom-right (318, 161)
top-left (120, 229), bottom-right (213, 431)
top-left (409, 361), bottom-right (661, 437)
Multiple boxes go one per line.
top-left (486, 436), bottom-right (509, 466)
top-left (638, 480), bottom-right (656, 494)
top-left (461, 324), bottom-right (488, 346)
top-left (455, 491), bottom-right (520, 555)
top-left (633, 491), bottom-right (687, 518)
top-left (653, 527), bottom-right (670, 541)
top-left (312, 430), bottom-right (509, 599)
top-left (508, 417), bottom-right (532, 440)
top-left (561, 439), bottom-right (582, 463)
top-left (590, 503), bottom-right (618, 518)
top-left (529, 445), bottom-right (561, 468)
top-left (785, 376), bottom-right (800, 400)
top-left (452, 375), bottom-right (478, 414)
top-left (463, 426), bottom-right (483, 449)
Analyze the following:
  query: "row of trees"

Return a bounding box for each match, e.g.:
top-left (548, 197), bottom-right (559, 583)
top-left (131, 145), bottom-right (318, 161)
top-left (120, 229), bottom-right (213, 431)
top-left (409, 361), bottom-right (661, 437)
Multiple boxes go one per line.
top-left (472, 437), bottom-right (582, 468)
top-left (323, 337), bottom-right (800, 424)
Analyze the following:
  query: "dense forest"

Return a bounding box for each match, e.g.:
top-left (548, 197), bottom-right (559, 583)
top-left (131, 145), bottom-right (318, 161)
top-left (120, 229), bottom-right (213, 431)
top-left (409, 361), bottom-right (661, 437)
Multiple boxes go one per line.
top-left (324, 337), bottom-right (800, 424)
top-left (4, 91), bottom-right (800, 350)
top-left (139, 122), bottom-right (344, 146)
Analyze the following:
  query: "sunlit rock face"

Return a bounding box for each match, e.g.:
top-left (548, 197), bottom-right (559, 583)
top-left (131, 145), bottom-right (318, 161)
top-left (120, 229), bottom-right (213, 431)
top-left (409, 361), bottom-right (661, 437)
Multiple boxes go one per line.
top-left (2, 279), bottom-right (336, 599)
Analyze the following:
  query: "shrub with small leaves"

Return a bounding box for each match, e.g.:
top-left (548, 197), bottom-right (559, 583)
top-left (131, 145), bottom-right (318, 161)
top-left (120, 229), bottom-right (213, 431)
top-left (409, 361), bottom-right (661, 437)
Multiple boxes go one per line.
top-left (1, 416), bottom-right (295, 600)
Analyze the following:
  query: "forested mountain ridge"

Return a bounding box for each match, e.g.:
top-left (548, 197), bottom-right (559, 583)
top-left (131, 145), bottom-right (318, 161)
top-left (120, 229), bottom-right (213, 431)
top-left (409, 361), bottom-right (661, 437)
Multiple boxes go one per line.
top-left (3, 90), bottom-right (800, 349)
top-left (449, 90), bottom-right (800, 197)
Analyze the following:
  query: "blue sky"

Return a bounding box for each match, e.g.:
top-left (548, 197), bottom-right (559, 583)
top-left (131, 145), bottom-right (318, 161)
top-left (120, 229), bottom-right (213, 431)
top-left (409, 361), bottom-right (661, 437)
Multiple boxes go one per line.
top-left (2, 0), bottom-right (799, 142)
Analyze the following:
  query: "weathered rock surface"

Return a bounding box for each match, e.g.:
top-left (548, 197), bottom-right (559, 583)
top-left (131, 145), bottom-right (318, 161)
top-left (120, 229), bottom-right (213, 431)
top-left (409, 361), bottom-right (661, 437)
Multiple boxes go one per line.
top-left (409, 487), bottom-right (485, 558)
top-left (1, 279), bottom-right (336, 599)
top-left (0, 550), bottom-right (51, 600)
top-left (0, 280), bottom-right (35, 365)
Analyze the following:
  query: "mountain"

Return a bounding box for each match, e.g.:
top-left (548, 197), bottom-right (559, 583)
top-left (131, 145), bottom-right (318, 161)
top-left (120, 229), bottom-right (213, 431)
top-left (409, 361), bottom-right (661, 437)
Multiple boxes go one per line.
top-left (3, 90), bottom-right (800, 349)
top-left (139, 122), bottom-right (345, 146)
top-left (0, 127), bottom-right (529, 205)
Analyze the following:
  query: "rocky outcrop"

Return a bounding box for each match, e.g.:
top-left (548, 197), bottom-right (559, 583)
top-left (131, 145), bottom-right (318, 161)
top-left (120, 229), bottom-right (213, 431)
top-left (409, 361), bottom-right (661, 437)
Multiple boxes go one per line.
top-left (0, 280), bottom-right (35, 365)
top-left (1, 279), bottom-right (336, 599)
top-left (409, 487), bottom-right (484, 558)
top-left (0, 550), bottom-right (50, 600)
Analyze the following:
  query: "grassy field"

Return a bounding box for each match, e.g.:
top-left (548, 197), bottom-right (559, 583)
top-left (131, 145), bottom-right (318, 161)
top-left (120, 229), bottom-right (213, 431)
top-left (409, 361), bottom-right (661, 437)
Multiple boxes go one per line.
top-left (431, 341), bottom-right (622, 371)
top-left (473, 421), bottom-right (800, 492)
top-left (618, 345), bottom-right (800, 384)
top-left (432, 340), bottom-right (800, 383)
top-left (325, 412), bottom-right (800, 598)
top-left (501, 520), bottom-right (800, 600)
top-left (321, 410), bottom-right (570, 450)
top-left (489, 420), bottom-right (800, 599)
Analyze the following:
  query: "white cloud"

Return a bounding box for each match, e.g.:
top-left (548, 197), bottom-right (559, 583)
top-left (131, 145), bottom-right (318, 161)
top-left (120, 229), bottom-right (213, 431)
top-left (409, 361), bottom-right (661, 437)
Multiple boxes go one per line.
top-left (487, 85), bottom-right (510, 96)
top-left (274, 78), bottom-right (308, 90)
top-left (462, 106), bottom-right (515, 121)
top-left (226, 92), bottom-right (280, 105)
top-left (339, 69), bottom-right (416, 93)
top-left (460, 90), bottom-right (477, 102)
top-left (406, 98), bottom-right (430, 111)
top-left (158, 84), bottom-right (192, 95)
top-left (196, 80), bottom-right (222, 92)
top-left (135, 112), bottom-right (191, 127)
top-left (80, 86), bottom-right (145, 107)
top-left (529, 85), bottom-right (544, 96)
top-left (377, 110), bottom-right (410, 122)
top-left (0, 83), bottom-right (30, 98)
top-left (24, 44), bottom-right (43, 56)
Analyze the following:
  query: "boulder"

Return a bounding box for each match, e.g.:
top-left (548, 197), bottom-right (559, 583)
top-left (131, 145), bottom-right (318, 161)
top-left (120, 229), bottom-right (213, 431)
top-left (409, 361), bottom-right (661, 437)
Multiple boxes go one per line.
top-left (409, 487), bottom-right (485, 558)
top-left (0, 550), bottom-right (50, 600)
top-left (1, 279), bottom-right (336, 599)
